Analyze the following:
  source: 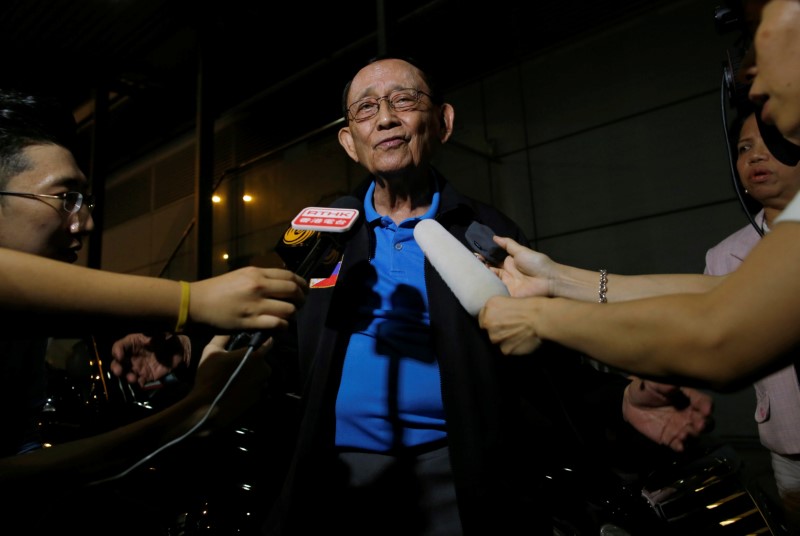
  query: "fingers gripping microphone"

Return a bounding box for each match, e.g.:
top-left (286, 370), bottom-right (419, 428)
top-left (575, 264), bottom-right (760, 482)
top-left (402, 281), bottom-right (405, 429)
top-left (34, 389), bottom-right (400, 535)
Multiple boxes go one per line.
top-left (414, 219), bottom-right (509, 316)
top-left (227, 196), bottom-right (362, 350)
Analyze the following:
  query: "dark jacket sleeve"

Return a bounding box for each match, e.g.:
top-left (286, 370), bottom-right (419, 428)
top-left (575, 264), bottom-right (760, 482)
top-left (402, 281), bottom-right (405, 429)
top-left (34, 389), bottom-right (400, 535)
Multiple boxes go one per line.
top-left (461, 194), bottom-right (680, 475)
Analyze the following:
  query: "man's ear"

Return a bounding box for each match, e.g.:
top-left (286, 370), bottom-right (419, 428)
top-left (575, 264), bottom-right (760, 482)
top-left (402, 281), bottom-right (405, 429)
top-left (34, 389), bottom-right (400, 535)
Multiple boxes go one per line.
top-left (439, 103), bottom-right (455, 143)
top-left (338, 126), bottom-right (359, 162)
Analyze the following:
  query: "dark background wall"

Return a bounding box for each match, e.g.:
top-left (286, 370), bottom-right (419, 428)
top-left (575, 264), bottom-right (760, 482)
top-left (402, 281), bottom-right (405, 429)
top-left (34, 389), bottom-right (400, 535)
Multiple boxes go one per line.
top-left (4, 0), bottom-right (771, 500)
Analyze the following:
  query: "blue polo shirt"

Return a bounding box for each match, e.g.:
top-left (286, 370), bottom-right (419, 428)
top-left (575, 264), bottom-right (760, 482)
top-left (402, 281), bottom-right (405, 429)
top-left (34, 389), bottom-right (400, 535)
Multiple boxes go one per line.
top-left (334, 181), bottom-right (447, 452)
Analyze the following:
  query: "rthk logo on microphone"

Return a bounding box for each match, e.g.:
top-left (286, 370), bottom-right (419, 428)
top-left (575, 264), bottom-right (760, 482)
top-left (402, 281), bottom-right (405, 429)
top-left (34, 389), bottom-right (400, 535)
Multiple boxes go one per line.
top-left (292, 207), bottom-right (359, 233)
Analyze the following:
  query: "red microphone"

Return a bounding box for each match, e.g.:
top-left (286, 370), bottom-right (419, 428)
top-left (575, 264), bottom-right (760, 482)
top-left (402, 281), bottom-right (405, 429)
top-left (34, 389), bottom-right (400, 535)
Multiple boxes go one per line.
top-left (228, 197), bottom-right (361, 349)
top-left (275, 200), bottom-right (360, 279)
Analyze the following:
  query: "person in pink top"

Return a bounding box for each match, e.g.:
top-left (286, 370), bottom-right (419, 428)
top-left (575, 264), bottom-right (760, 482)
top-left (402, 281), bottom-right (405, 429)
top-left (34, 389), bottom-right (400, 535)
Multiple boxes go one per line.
top-left (704, 109), bottom-right (800, 526)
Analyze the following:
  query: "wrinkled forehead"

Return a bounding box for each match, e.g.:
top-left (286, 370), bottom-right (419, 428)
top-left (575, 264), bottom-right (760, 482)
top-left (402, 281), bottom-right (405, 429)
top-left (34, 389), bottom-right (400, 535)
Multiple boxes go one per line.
top-left (348, 59), bottom-right (427, 99)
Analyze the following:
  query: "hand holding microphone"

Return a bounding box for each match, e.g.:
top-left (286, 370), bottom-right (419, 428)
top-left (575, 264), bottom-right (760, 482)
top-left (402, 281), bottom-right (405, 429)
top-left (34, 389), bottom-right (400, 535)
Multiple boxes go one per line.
top-left (413, 219), bottom-right (509, 316)
top-left (477, 294), bottom-right (544, 355)
top-left (274, 197), bottom-right (361, 279)
top-left (228, 197), bottom-right (361, 350)
top-left (414, 219), bottom-right (545, 354)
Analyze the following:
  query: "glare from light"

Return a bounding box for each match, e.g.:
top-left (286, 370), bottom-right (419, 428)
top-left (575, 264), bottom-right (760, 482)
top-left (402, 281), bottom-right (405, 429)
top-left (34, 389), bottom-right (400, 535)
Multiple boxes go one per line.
top-left (222, 253), bottom-right (229, 260)
top-left (718, 508), bottom-right (758, 527)
top-left (706, 491), bottom-right (745, 510)
top-left (212, 195), bottom-right (221, 203)
top-left (242, 194), bottom-right (253, 202)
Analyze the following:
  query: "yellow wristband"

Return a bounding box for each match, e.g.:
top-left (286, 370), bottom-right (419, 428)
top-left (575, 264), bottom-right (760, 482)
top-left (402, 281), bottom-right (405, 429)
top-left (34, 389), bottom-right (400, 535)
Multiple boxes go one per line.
top-left (175, 280), bottom-right (191, 332)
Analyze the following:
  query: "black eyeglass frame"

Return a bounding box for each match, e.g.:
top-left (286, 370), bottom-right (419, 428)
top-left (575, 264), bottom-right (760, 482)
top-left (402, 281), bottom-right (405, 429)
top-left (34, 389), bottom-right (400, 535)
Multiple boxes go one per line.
top-left (0, 191), bottom-right (95, 214)
top-left (347, 88), bottom-right (432, 122)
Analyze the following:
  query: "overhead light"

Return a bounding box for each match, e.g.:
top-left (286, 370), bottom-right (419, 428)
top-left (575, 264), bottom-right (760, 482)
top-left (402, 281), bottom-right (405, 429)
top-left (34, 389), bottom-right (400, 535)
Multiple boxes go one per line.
top-left (242, 194), bottom-right (253, 202)
top-left (212, 195), bottom-right (221, 203)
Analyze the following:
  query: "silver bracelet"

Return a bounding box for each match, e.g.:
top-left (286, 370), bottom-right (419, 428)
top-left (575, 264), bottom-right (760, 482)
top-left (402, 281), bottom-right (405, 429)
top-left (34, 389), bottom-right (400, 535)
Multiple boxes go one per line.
top-left (598, 269), bottom-right (608, 303)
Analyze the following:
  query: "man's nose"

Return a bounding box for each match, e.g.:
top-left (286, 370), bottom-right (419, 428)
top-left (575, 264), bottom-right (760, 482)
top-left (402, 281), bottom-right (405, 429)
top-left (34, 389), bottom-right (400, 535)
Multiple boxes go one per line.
top-left (70, 207), bottom-right (95, 232)
top-left (377, 97), bottom-right (399, 123)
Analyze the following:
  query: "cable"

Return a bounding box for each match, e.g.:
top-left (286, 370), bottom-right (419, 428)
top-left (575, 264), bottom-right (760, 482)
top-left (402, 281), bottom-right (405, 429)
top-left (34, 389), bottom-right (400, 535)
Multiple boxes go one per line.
top-left (719, 71), bottom-right (763, 237)
top-left (87, 341), bottom-right (258, 487)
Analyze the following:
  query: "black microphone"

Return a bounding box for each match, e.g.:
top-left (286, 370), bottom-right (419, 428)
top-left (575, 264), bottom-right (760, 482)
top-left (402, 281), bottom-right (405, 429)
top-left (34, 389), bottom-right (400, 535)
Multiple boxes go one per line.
top-left (274, 196), bottom-right (361, 279)
top-left (227, 196), bottom-right (362, 350)
top-left (465, 221), bottom-right (508, 267)
top-left (756, 111), bottom-right (800, 166)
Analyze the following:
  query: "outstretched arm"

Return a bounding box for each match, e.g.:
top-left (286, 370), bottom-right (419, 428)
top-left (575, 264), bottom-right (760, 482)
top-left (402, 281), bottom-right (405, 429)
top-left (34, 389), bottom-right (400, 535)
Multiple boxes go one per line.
top-left (0, 334), bottom-right (271, 492)
top-left (481, 223), bottom-right (800, 390)
top-left (0, 248), bottom-right (308, 335)
top-left (491, 236), bottom-right (722, 302)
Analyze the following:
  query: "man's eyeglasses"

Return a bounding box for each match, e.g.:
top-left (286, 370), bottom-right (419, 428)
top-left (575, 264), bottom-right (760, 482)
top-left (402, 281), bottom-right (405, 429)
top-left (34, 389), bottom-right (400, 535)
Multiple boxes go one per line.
top-left (0, 191), bottom-right (95, 214)
top-left (347, 88), bottom-right (432, 122)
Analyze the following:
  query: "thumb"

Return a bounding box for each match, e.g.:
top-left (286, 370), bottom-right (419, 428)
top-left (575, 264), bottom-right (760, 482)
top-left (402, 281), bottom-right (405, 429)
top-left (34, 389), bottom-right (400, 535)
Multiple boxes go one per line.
top-left (252, 336), bottom-right (275, 357)
top-left (494, 235), bottom-right (523, 255)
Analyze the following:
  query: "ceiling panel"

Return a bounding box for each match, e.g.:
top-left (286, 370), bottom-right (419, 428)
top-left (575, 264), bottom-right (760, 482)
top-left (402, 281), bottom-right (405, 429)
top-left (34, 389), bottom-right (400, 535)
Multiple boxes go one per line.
top-left (1, 0), bottom-right (689, 173)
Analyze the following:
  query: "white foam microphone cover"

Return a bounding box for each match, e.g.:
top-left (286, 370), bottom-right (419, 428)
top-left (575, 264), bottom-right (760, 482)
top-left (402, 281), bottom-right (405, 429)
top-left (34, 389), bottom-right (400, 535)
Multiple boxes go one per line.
top-left (414, 219), bottom-right (509, 316)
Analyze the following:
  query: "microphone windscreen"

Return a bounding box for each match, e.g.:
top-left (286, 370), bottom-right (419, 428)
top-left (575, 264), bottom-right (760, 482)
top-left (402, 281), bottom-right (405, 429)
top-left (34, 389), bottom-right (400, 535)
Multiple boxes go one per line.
top-left (275, 196), bottom-right (362, 278)
top-left (414, 219), bottom-right (509, 316)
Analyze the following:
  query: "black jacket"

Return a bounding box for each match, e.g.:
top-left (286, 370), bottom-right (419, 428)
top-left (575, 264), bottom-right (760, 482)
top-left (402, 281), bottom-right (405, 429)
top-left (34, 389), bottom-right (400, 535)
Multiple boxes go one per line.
top-left (264, 172), bottom-right (656, 535)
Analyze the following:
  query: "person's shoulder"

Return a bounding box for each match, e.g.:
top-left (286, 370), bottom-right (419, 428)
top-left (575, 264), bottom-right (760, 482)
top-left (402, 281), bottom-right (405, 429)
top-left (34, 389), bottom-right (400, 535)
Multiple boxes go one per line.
top-left (775, 191), bottom-right (800, 223)
top-left (472, 202), bottom-right (524, 236)
top-left (435, 170), bottom-right (525, 237)
top-left (453, 193), bottom-right (518, 227)
top-left (706, 220), bottom-right (761, 256)
top-left (704, 219), bottom-right (761, 274)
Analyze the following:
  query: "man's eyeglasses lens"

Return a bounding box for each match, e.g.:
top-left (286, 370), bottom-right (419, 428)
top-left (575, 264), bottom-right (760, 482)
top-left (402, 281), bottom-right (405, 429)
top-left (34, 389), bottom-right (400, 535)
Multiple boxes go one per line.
top-left (348, 89), bottom-right (430, 121)
top-left (65, 192), bottom-right (94, 213)
top-left (0, 191), bottom-right (94, 214)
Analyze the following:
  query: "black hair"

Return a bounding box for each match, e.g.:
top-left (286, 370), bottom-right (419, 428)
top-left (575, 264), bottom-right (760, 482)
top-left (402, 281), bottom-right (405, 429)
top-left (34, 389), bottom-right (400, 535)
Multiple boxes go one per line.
top-left (0, 89), bottom-right (77, 157)
top-left (0, 88), bottom-right (77, 188)
top-left (341, 54), bottom-right (444, 120)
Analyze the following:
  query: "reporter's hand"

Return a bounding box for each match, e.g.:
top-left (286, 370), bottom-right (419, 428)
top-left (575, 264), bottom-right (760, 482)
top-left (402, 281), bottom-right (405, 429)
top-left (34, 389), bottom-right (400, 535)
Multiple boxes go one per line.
top-left (187, 334), bottom-right (272, 435)
top-left (479, 295), bottom-right (543, 355)
top-left (0, 334), bottom-right (273, 493)
top-left (622, 376), bottom-right (714, 453)
top-left (110, 332), bottom-right (191, 387)
top-left (490, 236), bottom-right (557, 298)
top-left (188, 266), bottom-right (309, 332)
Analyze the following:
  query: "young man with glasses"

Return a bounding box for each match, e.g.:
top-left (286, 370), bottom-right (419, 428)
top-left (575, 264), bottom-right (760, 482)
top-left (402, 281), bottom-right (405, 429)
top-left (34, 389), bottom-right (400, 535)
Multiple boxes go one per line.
top-left (0, 88), bottom-right (308, 531)
top-left (0, 90), bottom-right (306, 335)
top-left (0, 89), bottom-right (99, 456)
